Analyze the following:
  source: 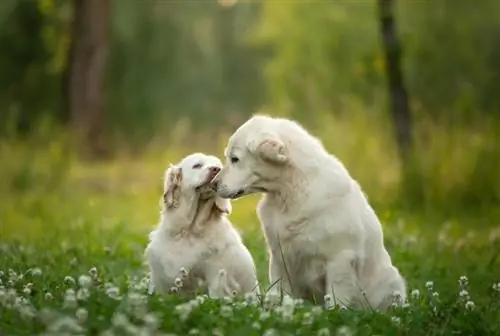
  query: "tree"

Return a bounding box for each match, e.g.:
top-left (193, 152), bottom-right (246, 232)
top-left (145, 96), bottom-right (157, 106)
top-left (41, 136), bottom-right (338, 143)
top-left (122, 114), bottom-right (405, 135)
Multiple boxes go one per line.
top-left (378, 0), bottom-right (412, 163)
top-left (64, 0), bottom-right (110, 158)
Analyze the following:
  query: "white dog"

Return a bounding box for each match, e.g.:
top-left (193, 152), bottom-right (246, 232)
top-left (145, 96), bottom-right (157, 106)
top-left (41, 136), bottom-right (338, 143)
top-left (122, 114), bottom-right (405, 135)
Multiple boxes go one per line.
top-left (145, 153), bottom-right (259, 298)
top-left (214, 115), bottom-right (406, 310)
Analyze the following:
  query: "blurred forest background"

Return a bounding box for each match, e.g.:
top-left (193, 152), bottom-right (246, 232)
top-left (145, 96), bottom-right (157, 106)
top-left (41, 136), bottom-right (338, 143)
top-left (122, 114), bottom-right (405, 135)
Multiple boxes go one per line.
top-left (1, 0), bottom-right (499, 225)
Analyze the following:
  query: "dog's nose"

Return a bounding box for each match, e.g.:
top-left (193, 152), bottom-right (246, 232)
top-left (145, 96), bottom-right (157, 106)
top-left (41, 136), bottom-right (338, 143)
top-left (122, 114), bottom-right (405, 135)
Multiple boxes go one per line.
top-left (208, 166), bottom-right (221, 176)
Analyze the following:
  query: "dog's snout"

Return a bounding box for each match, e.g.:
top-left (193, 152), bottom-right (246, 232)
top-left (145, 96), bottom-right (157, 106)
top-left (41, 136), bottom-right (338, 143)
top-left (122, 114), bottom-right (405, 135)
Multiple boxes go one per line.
top-left (208, 166), bottom-right (221, 174)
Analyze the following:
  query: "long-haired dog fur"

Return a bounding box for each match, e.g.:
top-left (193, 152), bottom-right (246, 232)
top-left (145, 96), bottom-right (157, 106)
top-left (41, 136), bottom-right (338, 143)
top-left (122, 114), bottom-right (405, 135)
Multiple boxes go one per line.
top-left (145, 153), bottom-right (259, 298)
top-left (214, 115), bottom-right (406, 311)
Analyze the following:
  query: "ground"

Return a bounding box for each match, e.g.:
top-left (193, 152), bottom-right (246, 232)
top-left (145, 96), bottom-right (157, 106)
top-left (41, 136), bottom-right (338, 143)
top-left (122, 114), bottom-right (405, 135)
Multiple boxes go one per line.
top-left (0, 145), bottom-right (499, 336)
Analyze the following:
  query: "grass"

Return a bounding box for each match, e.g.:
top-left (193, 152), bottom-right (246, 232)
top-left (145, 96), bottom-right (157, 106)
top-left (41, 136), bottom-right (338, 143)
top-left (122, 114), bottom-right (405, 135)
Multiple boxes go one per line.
top-left (1, 116), bottom-right (500, 335)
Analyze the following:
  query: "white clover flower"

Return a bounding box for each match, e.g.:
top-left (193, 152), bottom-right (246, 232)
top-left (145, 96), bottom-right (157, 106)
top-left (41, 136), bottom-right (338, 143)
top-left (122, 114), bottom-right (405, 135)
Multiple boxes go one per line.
top-left (263, 290), bottom-right (280, 307)
top-left (336, 326), bottom-right (353, 336)
top-left (188, 328), bottom-right (200, 335)
top-left (244, 292), bottom-right (259, 305)
top-left (302, 312), bottom-right (314, 325)
top-left (212, 328), bottom-right (224, 336)
top-left (111, 312), bottom-right (130, 328)
top-left (174, 277), bottom-right (183, 288)
top-left (44, 292), bottom-right (53, 300)
top-left (22, 287), bottom-right (31, 296)
top-left (76, 288), bottom-right (90, 301)
top-left (432, 292), bottom-right (440, 298)
top-left (223, 296), bottom-right (233, 304)
top-left (317, 327), bottom-right (330, 336)
top-left (64, 276), bottom-right (76, 285)
top-left (465, 300), bottom-right (475, 311)
top-left (143, 313), bottom-right (159, 330)
top-left (425, 281), bottom-right (434, 290)
top-left (105, 286), bottom-right (121, 300)
top-left (175, 302), bottom-right (194, 321)
top-left (402, 301), bottom-right (410, 309)
top-left (252, 322), bottom-right (261, 329)
top-left (169, 286), bottom-right (179, 294)
top-left (220, 305), bottom-right (233, 318)
top-left (180, 267), bottom-right (189, 277)
top-left (89, 267), bottom-right (98, 278)
top-left (47, 316), bottom-right (84, 334)
top-left (459, 290), bottom-right (469, 299)
top-left (263, 329), bottom-right (278, 336)
top-left (75, 307), bottom-right (88, 322)
top-left (196, 294), bottom-right (208, 305)
top-left (410, 289), bottom-right (420, 300)
top-left (459, 276), bottom-right (468, 288)
top-left (78, 275), bottom-right (92, 288)
top-left (259, 311), bottom-right (271, 321)
top-left (0, 270), bottom-right (4, 277)
top-left (30, 268), bottom-right (42, 276)
top-left (8, 269), bottom-right (17, 282)
top-left (63, 289), bottom-right (77, 309)
top-left (391, 316), bottom-right (401, 325)
top-left (311, 306), bottom-right (323, 315)
top-left (492, 282), bottom-right (500, 292)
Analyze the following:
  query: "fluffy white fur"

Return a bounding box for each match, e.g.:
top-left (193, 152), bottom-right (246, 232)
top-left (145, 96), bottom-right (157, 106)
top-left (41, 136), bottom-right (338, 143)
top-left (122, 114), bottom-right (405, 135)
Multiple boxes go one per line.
top-left (145, 153), bottom-right (259, 298)
top-left (215, 115), bottom-right (406, 310)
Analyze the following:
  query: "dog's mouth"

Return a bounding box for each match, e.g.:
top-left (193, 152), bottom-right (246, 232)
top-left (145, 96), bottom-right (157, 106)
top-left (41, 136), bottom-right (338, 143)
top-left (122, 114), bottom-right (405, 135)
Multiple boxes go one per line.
top-left (195, 169), bottom-right (221, 194)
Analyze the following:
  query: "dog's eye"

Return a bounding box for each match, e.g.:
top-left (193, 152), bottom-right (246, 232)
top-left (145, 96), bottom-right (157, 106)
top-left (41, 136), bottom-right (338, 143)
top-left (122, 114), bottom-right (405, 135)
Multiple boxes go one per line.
top-left (192, 163), bottom-right (202, 169)
top-left (230, 156), bottom-right (239, 164)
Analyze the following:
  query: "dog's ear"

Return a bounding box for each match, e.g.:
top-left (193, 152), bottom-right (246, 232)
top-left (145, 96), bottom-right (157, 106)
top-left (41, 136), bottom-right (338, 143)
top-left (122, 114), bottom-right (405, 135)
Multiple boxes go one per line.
top-left (214, 197), bottom-right (232, 215)
top-left (249, 136), bottom-right (288, 164)
top-left (163, 165), bottom-right (183, 209)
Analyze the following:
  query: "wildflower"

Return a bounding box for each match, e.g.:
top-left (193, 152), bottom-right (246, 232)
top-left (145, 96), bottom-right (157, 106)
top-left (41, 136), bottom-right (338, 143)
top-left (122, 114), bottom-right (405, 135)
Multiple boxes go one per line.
top-left (64, 276), bottom-right (76, 285)
top-left (465, 300), bottom-right (475, 311)
top-left (174, 277), bottom-right (183, 288)
top-left (188, 329), bottom-right (200, 335)
top-left (244, 292), bottom-right (259, 305)
top-left (63, 289), bottom-right (77, 309)
top-left (336, 326), bottom-right (353, 336)
top-left (223, 296), bottom-right (233, 304)
top-left (23, 286), bottom-right (31, 296)
top-left (89, 267), bottom-right (98, 279)
top-left (432, 292), bottom-right (440, 299)
top-left (75, 308), bottom-right (88, 323)
top-left (180, 267), bottom-right (189, 278)
top-left (410, 289), bottom-right (420, 300)
top-left (220, 305), bottom-right (233, 318)
top-left (302, 312), bottom-right (314, 325)
top-left (46, 316), bottom-right (84, 334)
top-left (263, 329), bottom-right (278, 336)
top-left (263, 290), bottom-right (280, 308)
top-left (493, 282), bottom-right (500, 292)
top-left (76, 288), bottom-right (90, 301)
top-left (212, 328), bottom-right (224, 336)
top-left (111, 312), bottom-right (130, 329)
top-left (44, 292), bottom-right (53, 300)
top-left (175, 302), bottom-right (194, 321)
top-left (324, 293), bottom-right (335, 310)
top-left (252, 322), bottom-right (261, 329)
top-left (312, 306), bottom-right (323, 315)
top-left (78, 275), bottom-right (92, 288)
top-left (259, 311), bottom-right (271, 321)
top-left (8, 269), bottom-right (17, 282)
top-left (459, 290), bottom-right (469, 299)
top-left (70, 258), bottom-right (78, 266)
top-left (143, 313), bottom-right (159, 330)
top-left (391, 316), bottom-right (401, 325)
top-left (106, 286), bottom-right (121, 300)
top-left (104, 246), bottom-right (112, 255)
top-left (425, 281), bottom-right (434, 291)
top-left (169, 286), bottom-right (179, 294)
top-left (30, 268), bottom-right (42, 276)
top-left (402, 301), bottom-right (410, 309)
top-left (459, 276), bottom-right (468, 288)
top-left (317, 328), bottom-right (330, 336)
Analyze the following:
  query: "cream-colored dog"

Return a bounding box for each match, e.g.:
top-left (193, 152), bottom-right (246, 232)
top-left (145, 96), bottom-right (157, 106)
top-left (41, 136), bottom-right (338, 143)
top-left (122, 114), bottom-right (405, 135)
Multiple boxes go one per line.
top-left (214, 115), bottom-right (406, 310)
top-left (145, 153), bottom-right (259, 298)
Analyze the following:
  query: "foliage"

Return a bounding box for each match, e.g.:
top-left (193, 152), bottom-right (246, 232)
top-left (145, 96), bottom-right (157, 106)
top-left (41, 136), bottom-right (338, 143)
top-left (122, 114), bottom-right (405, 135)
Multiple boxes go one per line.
top-left (0, 140), bottom-right (499, 335)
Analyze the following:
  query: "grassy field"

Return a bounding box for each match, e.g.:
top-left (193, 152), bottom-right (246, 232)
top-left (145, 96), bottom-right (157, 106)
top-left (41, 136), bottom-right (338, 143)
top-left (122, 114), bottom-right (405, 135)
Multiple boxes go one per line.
top-left (1, 121), bottom-right (499, 335)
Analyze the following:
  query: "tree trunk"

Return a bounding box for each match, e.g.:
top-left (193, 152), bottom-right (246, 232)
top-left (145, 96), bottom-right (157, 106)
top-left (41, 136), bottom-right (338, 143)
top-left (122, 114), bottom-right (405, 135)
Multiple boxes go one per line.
top-left (65, 0), bottom-right (110, 159)
top-left (378, 0), bottom-right (412, 163)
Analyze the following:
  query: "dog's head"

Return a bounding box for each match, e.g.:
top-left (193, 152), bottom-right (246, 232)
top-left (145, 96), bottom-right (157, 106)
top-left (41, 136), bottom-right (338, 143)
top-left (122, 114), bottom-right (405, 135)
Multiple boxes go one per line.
top-left (163, 153), bottom-right (231, 214)
top-left (215, 115), bottom-right (289, 199)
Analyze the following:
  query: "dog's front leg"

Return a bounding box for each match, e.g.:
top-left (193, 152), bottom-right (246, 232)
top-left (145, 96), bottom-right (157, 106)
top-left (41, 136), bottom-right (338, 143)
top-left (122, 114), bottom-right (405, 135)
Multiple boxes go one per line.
top-left (267, 253), bottom-right (292, 297)
top-left (325, 250), bottom-right (360, 309)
